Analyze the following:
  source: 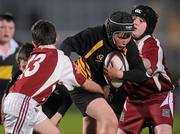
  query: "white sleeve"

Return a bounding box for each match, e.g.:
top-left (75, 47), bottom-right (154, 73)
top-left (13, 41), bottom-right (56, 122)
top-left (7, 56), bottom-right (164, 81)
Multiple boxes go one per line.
top-left (57, 51), bottom-right (84, 91)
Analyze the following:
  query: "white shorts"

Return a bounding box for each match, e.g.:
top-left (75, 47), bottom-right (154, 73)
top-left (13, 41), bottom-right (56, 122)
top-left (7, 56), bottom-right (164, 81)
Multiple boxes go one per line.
top-left (2, 93), bottom-right (47, 134)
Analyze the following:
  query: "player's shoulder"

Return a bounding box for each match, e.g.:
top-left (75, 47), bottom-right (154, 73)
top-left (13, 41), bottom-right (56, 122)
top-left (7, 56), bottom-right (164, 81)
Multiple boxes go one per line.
top-left (57, 49), bottom-right (71, 61)
top-left (142, 35), bottom-right (160, 49)
top-left (57, 49), bottom-right (67, 56)
top-left (85, 25), bottom-right (104, 37)
top-left (145, 35), bottom-right (159, 45)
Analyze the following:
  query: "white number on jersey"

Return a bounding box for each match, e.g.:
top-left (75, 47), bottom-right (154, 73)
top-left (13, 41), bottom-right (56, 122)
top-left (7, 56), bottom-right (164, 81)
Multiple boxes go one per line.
top-left (24, 54), bottom-right (46, 77)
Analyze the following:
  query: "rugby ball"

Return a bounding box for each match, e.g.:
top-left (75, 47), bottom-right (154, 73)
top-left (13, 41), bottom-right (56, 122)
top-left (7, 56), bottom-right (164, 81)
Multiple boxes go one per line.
top-left (104, 51), bottom-right (129, 88)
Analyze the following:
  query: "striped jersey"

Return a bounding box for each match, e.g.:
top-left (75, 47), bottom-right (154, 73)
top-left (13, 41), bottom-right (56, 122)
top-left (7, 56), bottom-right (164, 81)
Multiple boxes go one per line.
top-left (9, 45), bottom-right (85, 104)
top-left (125, 35), bottom-right (174, 99)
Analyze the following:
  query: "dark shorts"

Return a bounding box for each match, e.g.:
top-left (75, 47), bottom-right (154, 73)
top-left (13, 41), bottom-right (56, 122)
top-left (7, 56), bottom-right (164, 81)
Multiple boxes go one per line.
top-left (42, 84), bottom-right (72, 118)
top-left (107, 89), bottom-right (127, 119)
top-left (69, 87), bottom-right (103, 116)
top-left (70, 87), bottom-right (127, 117)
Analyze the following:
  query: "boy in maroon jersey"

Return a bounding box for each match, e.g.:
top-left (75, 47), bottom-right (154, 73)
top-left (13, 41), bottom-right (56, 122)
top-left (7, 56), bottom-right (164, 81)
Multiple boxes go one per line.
top-left (1, 20), bottom-right (114, 134)
top-left (2, 43), bottom-right (72, 133)
top-left (116, 5), bottom-right (175, 134)
top-left (16, 43), bottom-right (72, 126)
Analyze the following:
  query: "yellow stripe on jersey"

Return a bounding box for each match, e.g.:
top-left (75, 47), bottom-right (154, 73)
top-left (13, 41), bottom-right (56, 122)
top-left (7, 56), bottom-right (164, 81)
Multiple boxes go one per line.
top-left (76, 58), bottom-right (88, 78)
top-left (122, 47), bottom-right (127, 55)
top-left (76, 40), bottom-right (103, 80)
top-left (76, 57), bottom-right (91, 79)
top-left (84, 40), bottom-right (103, 59)
top-left (0, 65), bottom-right (13, 80)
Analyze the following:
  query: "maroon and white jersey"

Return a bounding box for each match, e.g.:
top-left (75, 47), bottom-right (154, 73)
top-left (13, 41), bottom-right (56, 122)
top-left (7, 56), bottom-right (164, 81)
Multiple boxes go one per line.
top-left (10, 45), bottom-right (85, 104)
top-left (125, 35), bottom-right (174, 99)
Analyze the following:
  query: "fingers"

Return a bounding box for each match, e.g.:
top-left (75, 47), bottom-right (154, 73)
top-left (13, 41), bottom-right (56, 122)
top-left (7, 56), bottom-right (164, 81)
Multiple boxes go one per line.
top-left (103, 66), bottom-right (108, 74)
top-left (103, 67), bottom-right (109, 81)
top-left (110, 61), bottom-right (119, 69)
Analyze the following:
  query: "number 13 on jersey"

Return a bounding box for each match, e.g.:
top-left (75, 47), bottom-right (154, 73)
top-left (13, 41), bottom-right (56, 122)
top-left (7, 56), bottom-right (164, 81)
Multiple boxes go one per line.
top-left (23, 54), bottom-right (46, 78)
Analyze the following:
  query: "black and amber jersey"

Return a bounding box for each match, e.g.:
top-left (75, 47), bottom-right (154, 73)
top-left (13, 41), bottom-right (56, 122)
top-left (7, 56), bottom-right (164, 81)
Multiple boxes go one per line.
top-left (0, 45), bottom-right (20, 95)
top-left (60, 25), bottom-right (146, 86)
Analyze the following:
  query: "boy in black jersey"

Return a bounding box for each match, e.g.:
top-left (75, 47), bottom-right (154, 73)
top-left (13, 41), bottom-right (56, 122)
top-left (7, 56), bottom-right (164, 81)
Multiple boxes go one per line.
top-left (59, 11), bottom-right (146, 134)
top-left (0, 13), bottom-right (22, 123)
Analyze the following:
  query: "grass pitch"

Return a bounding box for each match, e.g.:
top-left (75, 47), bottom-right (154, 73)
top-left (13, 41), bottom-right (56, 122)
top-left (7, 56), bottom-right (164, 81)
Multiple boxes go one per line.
top-left (0, 109), bottom-right (180, 134)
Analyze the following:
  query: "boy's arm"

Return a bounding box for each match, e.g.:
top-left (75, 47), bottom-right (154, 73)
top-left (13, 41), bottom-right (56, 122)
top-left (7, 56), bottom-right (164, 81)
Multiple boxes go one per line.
top-left (82, 79), bottom-right (104, 95)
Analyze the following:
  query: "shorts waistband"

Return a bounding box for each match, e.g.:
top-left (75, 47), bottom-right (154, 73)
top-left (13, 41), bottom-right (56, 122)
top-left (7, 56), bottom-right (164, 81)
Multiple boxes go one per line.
top-left (6, 92), bottom-right (39, 106)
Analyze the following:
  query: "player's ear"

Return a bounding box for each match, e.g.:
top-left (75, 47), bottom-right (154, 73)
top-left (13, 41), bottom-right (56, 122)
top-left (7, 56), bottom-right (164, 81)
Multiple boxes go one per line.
top-left (55, 35), bottom-right (60, 44)
top-left (32, 40), bottom-right (38, 48)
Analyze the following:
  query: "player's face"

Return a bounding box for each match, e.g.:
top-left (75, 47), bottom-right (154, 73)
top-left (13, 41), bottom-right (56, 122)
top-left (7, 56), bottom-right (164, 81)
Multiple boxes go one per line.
top-left (0, 20), bottom-right (15, 44)
top-left (132, 16), bottom-right (147, 38)
top-left (112, 32), bottom-right (132, 49)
